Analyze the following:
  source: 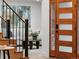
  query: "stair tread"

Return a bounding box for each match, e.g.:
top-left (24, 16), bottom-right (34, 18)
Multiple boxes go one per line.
top-left (0, 38), bottom-right (8, 40)
top-left (0, 38), bottom-right (16, 40)
top-left (0, 38), bottom-right (16, 44)
top-left (0, 32), bottom-right (3, 34)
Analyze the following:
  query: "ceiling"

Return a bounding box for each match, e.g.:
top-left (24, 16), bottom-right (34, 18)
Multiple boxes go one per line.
top-left (3, 0), bottom-right (42, 3)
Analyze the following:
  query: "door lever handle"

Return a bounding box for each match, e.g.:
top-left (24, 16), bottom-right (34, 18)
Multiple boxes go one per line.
top-left (56, 24), bottom-right (58, 29)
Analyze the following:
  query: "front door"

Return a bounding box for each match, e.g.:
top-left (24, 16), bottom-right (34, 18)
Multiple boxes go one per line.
top-left (55, 0), bottom-right (77, 59)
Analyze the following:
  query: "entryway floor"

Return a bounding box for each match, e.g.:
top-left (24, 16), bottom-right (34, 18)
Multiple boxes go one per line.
top-left (29, 49), bottom-right (59, 59)
top-left (29, 56), bottom-right (58, 59)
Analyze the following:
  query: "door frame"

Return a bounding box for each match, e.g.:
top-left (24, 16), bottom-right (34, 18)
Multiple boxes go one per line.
top-left (49, 0), bottom-right (56, 57)
top-left (49, 0), bottom-right (77, 58)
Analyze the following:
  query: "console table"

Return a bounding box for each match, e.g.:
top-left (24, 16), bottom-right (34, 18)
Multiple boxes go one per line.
top-left (29, 40), bottom-right (41, 49)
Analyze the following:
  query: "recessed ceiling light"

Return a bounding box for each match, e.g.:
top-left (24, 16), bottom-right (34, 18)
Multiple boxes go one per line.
top-left (36, 0), bottom-right (40, 2)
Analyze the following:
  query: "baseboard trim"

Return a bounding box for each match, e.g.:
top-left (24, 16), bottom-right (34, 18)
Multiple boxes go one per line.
top-left (50, 50), bottom-right (79, 59)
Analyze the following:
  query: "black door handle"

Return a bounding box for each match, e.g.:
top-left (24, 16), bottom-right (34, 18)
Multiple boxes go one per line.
top-left (56, 24), bottom-right (58, 29)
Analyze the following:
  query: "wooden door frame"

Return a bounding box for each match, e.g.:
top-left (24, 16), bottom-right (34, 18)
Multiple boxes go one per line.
top-left (49, 0), bottom-right (77, 58)
top-left (49, 0), bottom-right (56, 57)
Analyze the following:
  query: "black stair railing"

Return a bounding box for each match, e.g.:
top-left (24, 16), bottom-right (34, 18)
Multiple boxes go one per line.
top-left (0, 16), bottom-right (10, 45)
top-left (2, 0), bottom-right (28, 57)
top-left (0, 16), bottom-right (7, 38)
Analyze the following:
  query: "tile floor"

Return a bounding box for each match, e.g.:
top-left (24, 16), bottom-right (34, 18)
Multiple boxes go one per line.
top-left (29, 49), bottom-right (59, 59)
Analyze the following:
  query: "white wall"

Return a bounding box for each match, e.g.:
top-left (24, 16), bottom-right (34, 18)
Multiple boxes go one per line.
top-left (30, 3), bottom-right (41, 31)
top-left (41, 0), bottom-right (49, 57)
top-left (0, 2), bottom-right (2, 32)
top-left (0, 8), bottom-right (2, 32)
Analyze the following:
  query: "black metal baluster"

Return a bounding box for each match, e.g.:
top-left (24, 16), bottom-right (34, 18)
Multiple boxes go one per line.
top-left (19, 18), bottom-right (20, 52)
top-left (9, 8), bottom-right (11, 45)
top-left (25, 19), bottom-right (28, 57)
top-left (19, 20), bottom-right (21, 51)
top-left (6, 5), bottom-right (8, 39)
top-left (21, 21), bottom-right (22, 52)
top-left (6, 20), bottom-right (10, 39)
top-left (12, 12), bottom-right (14, 45)
top-left (6, 5), bottom-right (7, 20)
top-left (19, 19), bottom-right (21, 51)
top-left (16, 15), bottom-right (17, 50)
top-left (22, 22), bottom-right (24, 51)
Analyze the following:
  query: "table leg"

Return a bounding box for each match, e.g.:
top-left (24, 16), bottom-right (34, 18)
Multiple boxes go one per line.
top-left (29, 41), bottom-right (33, 49)
top-left (36, 41), bottom-right (39, 49)
top-left (7, 50), bottom-right (10, 59)
top-left (3, 50), bottom-right (6, 59)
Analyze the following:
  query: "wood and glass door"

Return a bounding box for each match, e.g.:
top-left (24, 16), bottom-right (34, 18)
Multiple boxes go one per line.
top-left (50, 0), bottom-right (77, 59)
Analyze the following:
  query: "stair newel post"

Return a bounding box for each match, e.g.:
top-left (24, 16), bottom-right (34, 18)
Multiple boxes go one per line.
top-left (6, 19), bottom-right (10, 44)
top-left (25, 19), bottom-right (28, 57)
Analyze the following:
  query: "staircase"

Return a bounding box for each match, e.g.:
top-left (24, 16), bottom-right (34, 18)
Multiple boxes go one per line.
top-left (0, 0), bottom-right (28, 59)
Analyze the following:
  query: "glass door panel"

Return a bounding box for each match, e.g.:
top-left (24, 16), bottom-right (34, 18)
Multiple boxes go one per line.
top-left (59, 2), bottom-right (72, 8)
